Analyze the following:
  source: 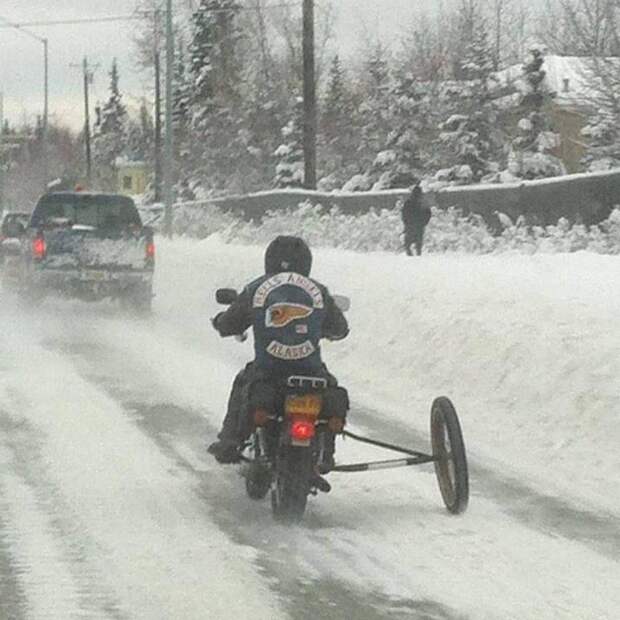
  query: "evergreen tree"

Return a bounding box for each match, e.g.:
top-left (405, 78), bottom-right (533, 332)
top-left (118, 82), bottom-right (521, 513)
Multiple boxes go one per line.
top-left (188, 0), bottom-right (245, 193)
top-left (433, 16), bottom-right (499, 185)
top-left (126, 100), bottom-right (154, 163)
top-left (318, 55), bottom-right (358, 189)
top-left (357, 43), bottom-right (393, 166)
top-left (580, 57), bottom-right (620, 171)
top-left (368, 73), bottom-right (428, 190)
top-left (92, 59), bottom-right (128, 190)
top-left (504, 45), bottom-right (565, 180)
top-left (274, 96), bottom-right (304, 188)
top-left (581, 109), bottom-right (620, 171)
top-left (171, 40), bottom-right (193, 189)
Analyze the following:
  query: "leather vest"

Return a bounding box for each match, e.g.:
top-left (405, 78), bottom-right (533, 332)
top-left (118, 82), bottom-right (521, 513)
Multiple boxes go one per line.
top-left (247, 272), bottom-right (326, 374)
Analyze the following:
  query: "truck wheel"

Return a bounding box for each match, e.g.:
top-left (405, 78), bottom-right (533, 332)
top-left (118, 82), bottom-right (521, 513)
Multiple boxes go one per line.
top-left (18, 286), bottom-right (45, 306)
top-left (121, 284), bottom-right (152, 315)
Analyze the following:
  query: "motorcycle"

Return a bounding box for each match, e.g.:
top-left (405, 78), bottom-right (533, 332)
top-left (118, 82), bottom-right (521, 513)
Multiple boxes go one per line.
top-left (214, 288), bottom-right (469, 523)
top-left (215, 287), bottom-right (348, 522)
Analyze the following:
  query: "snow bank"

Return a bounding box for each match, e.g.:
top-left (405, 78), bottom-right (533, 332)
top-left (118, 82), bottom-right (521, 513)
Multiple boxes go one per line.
top-left (148, 200), bottom-right (620, 255)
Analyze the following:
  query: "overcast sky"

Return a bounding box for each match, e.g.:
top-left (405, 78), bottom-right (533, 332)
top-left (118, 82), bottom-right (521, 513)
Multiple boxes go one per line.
top-left (0, 0), bottom-right (436, 132)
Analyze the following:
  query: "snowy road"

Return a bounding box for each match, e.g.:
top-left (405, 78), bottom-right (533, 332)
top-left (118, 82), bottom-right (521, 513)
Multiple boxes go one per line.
top-left (1, 238), bottom-right (619, 619)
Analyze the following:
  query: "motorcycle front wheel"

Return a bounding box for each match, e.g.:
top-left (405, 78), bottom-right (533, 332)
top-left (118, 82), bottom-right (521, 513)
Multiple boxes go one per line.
top-left (271, 446), bottom-right (313, 523)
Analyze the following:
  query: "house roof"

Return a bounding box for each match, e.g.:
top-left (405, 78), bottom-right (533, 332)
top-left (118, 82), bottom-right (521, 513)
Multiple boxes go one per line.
top-left (495, 54), bottom-right (615, 109)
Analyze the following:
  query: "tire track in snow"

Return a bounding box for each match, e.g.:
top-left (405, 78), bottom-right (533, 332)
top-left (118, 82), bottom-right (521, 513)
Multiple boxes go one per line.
top-left (41, 335), bottom-right (463, 620)
top-left (32, 307), bottom-right (620, 619)
top-left (0, 410), bottom-right (127, 620)
top-left (0, 444), bottom-right (28, 620)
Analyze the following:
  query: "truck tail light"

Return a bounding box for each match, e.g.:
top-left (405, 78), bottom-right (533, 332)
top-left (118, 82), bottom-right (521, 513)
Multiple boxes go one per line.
top-left (146, 241), bottom-right (155, 260)
top-left (32, 235), bottom-right (46, 260)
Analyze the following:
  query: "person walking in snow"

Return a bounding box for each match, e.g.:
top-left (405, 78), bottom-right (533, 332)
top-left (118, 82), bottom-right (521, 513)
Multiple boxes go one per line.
top-left (402, 184), bottom-right (431, 256)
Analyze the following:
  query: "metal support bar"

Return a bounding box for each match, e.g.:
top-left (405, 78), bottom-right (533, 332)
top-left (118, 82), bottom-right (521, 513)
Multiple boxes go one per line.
top-left (342, 430), bottom-right (432, 459)
top-left (332, 455), bottom-right (435, 473)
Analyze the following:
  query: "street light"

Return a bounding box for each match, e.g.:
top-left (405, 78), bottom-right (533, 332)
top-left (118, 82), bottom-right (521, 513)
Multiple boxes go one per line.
top-left (0, 15), bottom-right (49, 190)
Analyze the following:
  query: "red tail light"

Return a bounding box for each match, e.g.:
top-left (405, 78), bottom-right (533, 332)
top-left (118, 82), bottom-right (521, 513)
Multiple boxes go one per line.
top-left (32, 236), bottom-right (46, 260)
top-left (146, 241), bottom-right (155, 260)
top-left (290, 418), bottom-right (316, 442)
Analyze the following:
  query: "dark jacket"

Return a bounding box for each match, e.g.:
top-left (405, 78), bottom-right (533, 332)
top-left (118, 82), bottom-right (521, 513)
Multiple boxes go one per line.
top-left (214, 271), bottom-right (349, 375)
top-left (402, 187), bottom-right (431, 232)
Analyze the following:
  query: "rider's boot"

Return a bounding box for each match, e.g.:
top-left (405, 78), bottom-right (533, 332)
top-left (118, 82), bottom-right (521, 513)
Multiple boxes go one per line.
top-left (208, 438), bottom-right (241, 464)
top-left (317, 430), bottom-right (337, 474)
top-left (311, 472), bottom-right (332, 493)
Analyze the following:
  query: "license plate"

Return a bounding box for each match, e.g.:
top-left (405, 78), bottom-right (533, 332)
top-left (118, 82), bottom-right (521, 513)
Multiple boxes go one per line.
top-left (80, 270), bottom-right (109, 281)
top-left (285, 394), bottom-right (322, 417)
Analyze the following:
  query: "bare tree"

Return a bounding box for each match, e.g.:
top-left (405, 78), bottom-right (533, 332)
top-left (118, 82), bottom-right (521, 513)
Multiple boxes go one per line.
top-left (539, 0), bottom-right (619, 55)
top-left (269, 0), bottom-right (334, 89)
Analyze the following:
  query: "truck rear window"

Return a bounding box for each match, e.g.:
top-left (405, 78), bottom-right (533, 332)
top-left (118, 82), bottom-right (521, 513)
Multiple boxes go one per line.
top-left (31, 194), bottom-right (142, 229)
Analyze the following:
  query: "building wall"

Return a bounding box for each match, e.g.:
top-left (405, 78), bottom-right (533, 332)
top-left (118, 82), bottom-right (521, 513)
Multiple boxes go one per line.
top-left (118, 166), bottom-right (147, 196)
top-left (550, 105), bottom-right (588, 173)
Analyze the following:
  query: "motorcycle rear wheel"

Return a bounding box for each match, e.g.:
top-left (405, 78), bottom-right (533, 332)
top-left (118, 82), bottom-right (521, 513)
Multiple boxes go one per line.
top-left (271, 447), bottom-right (313, 523)
top-left (245, 462), bottom-right (271, 500)
top-left (431, 396), bottom-right (469, 514)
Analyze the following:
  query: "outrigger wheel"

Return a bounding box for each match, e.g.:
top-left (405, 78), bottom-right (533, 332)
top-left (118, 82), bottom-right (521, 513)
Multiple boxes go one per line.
top-left (430, 397), bottom-right (469, 514)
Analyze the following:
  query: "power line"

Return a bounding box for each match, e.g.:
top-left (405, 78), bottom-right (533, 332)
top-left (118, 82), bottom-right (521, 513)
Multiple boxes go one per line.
top-left (0, 3), bottom-right (302, 29)
top-left (0, 14), bottom-right (46, 42)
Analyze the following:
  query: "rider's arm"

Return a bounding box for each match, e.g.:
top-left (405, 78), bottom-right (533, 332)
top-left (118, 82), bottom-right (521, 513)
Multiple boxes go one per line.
top-left (322, 290), bottom-right (349, 341)
top-left (213, 288), bottom-right (253, 337)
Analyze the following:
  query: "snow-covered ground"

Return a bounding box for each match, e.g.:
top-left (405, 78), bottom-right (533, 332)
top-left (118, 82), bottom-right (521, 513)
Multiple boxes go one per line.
top-left (157, 236), bottom-right (620, 517)
top-left (1, 236), bottom-right (619, 619)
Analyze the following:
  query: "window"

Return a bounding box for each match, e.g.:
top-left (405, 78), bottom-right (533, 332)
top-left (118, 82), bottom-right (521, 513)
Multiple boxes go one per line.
top-left (123, 175), bottom-right (133, 191)
top-left (32, 194), bottom-right (142, 229)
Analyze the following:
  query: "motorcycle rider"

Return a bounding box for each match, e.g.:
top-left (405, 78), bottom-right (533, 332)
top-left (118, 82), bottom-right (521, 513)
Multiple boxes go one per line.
top-left (208, 235), bottom-right (349, 466)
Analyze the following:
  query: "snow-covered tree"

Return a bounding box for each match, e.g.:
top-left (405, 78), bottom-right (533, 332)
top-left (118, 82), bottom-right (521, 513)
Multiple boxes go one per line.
top-left (339, 42), bottom-right (394, 190)
top-left (503, 45), bottom-right (565, 180)
top-left (171, 40), bottom-right (193, 188)
top-left (581, 103), bottom-right (620, 170)
top-left (367, 73), bottom-right (428, 189)
top-left (188, 0), bottom-right (246, 193)
top-left (318, 55), bottom-right (359, 189)
top-left (356, 43), bottom-right (393, 165)
top-left (92, 59), bottom-right (128, 190)
top-left (432, 14), bottom-right (500, 186)
top-left (274, 95), bottom-right (304, 188)
top-left (399, 11), bottom-right (450, 82)
top-left (126, 100), bottom-right (153, 164)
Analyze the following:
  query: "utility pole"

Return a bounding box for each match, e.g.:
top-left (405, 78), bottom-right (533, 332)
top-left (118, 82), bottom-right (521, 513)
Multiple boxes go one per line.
top-left (302, 0), bottom-right (317, 189)
top-left (163, 0), bottom-right (174, 238)
top-left (82, 58), bottom-right (94, 187)
top-left (0, 92), bottom-right (4, 208)
top-left (42, 38), bottom-right (49, 190)
top-left (153, 10), bottom-right (163, 203)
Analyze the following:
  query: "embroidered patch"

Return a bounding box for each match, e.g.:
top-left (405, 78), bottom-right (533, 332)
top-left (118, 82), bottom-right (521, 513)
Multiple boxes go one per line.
top-left (253, 272), bottom-right (324, 308)
top-left (266, 303), bottom-right (313, 328)
top-left (266, 340), bottom-right (316, 360)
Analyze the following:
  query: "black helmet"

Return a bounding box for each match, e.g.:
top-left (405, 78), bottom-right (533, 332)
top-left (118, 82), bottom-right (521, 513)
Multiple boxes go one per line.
top-left (264, 236), bottom-right (312, 276)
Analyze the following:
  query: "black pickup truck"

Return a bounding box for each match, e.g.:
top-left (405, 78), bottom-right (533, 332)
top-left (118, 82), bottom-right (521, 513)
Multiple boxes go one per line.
top-left (3, 192), bottom-right (155, 312)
